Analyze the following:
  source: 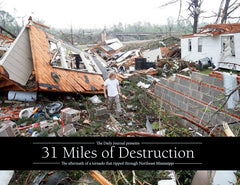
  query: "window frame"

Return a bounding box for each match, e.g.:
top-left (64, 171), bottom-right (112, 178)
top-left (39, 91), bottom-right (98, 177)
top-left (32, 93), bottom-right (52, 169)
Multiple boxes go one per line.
top-left (221, 35), bottom-right (235, 57)
top-left (188, 39), bottom-right (192, 52)
top-left (198, 38), bottom-right (202, 52)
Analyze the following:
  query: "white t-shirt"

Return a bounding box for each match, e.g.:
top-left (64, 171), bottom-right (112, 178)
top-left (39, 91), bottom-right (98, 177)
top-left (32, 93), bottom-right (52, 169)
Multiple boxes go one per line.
top-left (104, 78), bottom-right (119, 97)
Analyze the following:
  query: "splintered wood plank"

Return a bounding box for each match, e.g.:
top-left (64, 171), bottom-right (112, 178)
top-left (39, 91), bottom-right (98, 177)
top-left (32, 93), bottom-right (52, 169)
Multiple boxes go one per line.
top-left (89, 171), bottom-right (113, 185)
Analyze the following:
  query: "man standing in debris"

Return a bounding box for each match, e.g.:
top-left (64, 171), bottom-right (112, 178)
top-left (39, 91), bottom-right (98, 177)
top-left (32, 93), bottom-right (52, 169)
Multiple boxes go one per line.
top-left (104, 72), bottom-right (122, 118)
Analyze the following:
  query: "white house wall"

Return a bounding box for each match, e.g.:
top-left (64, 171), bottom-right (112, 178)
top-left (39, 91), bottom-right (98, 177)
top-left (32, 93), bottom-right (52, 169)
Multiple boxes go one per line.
top-left (0, 27), bottom-right (33, 85)
top-left (181, 33), bottom-right (240, 70)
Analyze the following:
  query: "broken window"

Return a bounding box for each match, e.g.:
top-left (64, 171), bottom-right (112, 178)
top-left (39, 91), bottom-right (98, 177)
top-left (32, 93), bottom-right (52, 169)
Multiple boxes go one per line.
top-left (222, 36), bottom-right (235, 57)
top-left (47, 37), bottom-right (102, 74)
top-left (198, 38), bottom-right (202, 52)
top-left (188, 39), bottom-right (192, 52)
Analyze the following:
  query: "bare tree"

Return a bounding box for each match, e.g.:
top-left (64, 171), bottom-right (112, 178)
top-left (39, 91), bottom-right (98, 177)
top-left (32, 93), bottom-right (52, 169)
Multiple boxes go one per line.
top-left (212, 0), bottom-right (240, 23)
top-left (165, 17), bottom-right (175, 35)
top-left (187, 0), bottom-right (204, 33)
top-left (159, 0), bottom-right (204, 33)
top-left (158, 0), bottom-right (179, 8)
top-left (221, 0), bottom-right (240, 23)
top-left (159, 0), bottom-right (182, 21)
top-left (215, 0), bottom-right (225, 23)
top-left (222, 0), bottom-right (232, 23)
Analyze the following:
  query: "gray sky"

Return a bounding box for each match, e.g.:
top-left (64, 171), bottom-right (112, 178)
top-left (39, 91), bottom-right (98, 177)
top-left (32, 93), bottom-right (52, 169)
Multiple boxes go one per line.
top-left (2, 0), bottom-right (240, 29)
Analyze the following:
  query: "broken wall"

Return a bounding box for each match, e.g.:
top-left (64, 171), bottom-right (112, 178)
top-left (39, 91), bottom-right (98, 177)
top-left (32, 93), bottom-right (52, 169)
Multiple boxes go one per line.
top-left (0, 27), bottom-right (33, 85)
top-left (154, 71), bottom-right (240, 132)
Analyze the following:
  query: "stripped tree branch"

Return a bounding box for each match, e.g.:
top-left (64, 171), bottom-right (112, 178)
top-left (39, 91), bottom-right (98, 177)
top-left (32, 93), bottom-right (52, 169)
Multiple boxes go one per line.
top-left (115, 131), bottom-right (162, 137)
top-left (158, 0), bottom-right (179, 8)
top-left (119, 171), bottom-right (131, 185)
top-left (207, 84), bottom-right (240, 126)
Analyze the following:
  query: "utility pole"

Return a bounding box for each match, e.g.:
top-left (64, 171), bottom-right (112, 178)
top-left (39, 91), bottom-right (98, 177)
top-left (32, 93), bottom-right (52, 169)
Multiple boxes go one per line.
top-left (70, 24), bottom-right (73, 45)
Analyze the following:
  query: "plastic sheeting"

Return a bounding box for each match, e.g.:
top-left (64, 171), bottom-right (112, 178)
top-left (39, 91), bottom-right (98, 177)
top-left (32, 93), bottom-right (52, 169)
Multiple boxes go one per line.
top-left (223, 72), bottom-right (239, 109)
top-left (8, 91), bottom-right (37, 102)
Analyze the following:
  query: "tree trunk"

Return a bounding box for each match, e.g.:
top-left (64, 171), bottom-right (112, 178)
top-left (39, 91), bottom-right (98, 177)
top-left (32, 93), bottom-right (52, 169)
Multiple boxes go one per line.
top-left (193, 0), bottom-right (199, 33)
top-left (215, 0), bottom-right (225, 24)
top-left (221, 0), bottom-right (231, 24)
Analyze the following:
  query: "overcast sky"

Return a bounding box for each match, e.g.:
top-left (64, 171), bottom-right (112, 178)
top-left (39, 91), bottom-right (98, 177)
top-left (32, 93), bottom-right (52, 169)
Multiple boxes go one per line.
top-left (2, 0), bottom-right (240, 29)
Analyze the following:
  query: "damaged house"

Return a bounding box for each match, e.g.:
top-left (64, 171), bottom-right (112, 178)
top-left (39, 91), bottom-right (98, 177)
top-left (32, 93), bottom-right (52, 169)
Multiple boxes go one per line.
top-left (0, 19), bottom-right (105, 94)
top-left (181, 23), bottom-right (240, 71)
top-left (90, 38), bottom-right (124, 61)
top-left (89, 38), bottom-right (144, 74)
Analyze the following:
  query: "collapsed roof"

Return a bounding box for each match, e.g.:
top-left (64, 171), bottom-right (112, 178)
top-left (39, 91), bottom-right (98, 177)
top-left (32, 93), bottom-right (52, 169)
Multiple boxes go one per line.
top-left (182, 23), bottom-right (240, 38)
top-left (0, 21), bottom-right (105, 93)
top-left (90, 38), bottom-right (124, 60)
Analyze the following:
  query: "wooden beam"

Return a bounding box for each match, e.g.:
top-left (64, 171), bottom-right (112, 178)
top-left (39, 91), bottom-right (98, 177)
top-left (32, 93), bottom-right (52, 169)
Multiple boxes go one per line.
top-left (223, 122), bottom-right (235, 137)
top-left (0, 85), bottom-right (24, 91)
top-left (0, 25), bottom-right (16, 38)
top-left (89, 170), bottom-right (113, 185)
top-left (0, 34), bottom-right (15, 42)
top-left (91, 42), bottom-right (104, 50)
top-left (0, 80), bottom-right (15, 88)
top-left (32, 20), bottom-right (50, 29)
top-left (0, 74), bottom-right (25, 91)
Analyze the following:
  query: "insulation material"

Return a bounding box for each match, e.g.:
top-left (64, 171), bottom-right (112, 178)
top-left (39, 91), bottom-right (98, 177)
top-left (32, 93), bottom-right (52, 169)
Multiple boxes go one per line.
top-left (137, 81), bottom-right (151, 89)
top-left (223, 72), bottom-right (239, 109)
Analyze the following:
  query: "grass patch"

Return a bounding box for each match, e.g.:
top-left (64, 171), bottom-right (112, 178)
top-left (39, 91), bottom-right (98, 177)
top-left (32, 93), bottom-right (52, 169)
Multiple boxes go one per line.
top-left (198, 69), bottom-right (212, 75)
top-left (219, 68), bottom-right (239, 75)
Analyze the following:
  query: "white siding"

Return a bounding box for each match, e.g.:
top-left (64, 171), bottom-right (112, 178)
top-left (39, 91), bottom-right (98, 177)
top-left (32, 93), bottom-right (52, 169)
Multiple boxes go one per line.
top-left (0, 27), bottom-right (33, 85)
top-left (181, 33), bottom-right (240, 70)
top-left (142, 48), bottom-right (162, 62)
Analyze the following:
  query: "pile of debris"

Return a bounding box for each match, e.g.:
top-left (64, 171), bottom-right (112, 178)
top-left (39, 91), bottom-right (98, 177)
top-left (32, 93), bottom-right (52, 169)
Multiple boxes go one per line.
top-left (1, 18), bottom-right (240, 185)
top-left (87, 33), bottom-right (203, 84)
top-left (0, 18), bottom-right (231, 139)
top-left (8, 170), bottom-right (185, 185)
top-left (0, 17), bottom-right (201, 96)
